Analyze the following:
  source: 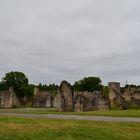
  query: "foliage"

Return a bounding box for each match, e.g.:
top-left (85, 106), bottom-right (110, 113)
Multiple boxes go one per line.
top-left (38, 83), bottom-right (58, 94)
top-left (0, 81), bottom-right (8, 91)
top-left (1, 71), bottom-right (34, 99)
top-left (125, 84), bottom-right (140, 88)
top-left (38, 83), bottom-right (48, 90)
top-left (2, 71), bottom-right (28, 87)
top-left (73, 77), bottom-right (102, 92)
top-left (102, 86), bottom-right (109, 96)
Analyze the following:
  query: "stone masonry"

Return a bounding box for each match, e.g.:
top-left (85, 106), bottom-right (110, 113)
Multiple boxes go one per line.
top-left (0, 87), bottom-right (20, 108)
top-left (33, 87), bottom-right (54, 108)
top-left (54, 81), bottom-right (74, 111)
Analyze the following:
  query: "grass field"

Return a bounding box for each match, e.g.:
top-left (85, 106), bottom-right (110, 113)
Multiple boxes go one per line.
top-left (0, 116), bottom-right (140, 140)
top-left (0, 108), bottom-right (140, 118)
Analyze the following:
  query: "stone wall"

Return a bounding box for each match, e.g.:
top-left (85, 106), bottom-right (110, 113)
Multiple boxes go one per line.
top-left (74, 92), bottom-right (93, 112)
top-left (32, 80), bottom-right (140, 111)
top-left (93, 91), bottom-right (109, 110)
top-left (0, 87), bottom-right (20, 108)
top-left (108, 82), bottom-right (128, 109)
top-left (108, 82), bottom-right (140, 109)
top-left (108, 82), bottom-right (120, 93)
top-left (33, 81), bottom-right (140, 111)
top-left (54, 81), bottom-right (74, 112)
top-left (74, 91), bottom-right (109, 112)
top-left (0, 91), bottom-right (12, 108)
top-left (54, 81), bottom-right (109, 112)
top-left (122, 87), bottom-right (140, 108)
top-left (33, 87), bottom-right (54, 108)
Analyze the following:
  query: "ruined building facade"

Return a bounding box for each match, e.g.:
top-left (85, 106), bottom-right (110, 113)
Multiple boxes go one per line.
top-left (33, 87), bottom-right (54, 108)
top-left (53, 81), bottom-right (109, 112)
top-left (108, 82), bottom-right (140, 109)
top-left (33, 81), bottom-right (140, 112)
top-left (0, 87), bottom-right (20, 108)
top-left (33, 81), bottom-right (109, 112)
top-left (54, 81), bottom-right (74, 111)
top-left (74, 91), bottom-right (109, 111)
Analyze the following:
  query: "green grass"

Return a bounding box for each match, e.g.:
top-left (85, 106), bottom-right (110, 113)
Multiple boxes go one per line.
top-left (0, 116), bottom-right (140, 140)
top-left (0, 108), bottom-right (140, 118)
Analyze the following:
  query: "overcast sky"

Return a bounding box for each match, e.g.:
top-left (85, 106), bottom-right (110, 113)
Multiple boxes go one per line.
top-left (0, 0), bottom-right (140, 85)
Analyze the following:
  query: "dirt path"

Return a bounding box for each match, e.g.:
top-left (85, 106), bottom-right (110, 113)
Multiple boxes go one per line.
top-left (0, 113), bottom-right (140, 122)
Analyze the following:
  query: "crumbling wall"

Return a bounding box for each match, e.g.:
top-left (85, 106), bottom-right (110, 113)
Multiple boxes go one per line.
top-left (0, 91), bottom-right (12, 108)
top-left (74, 91), bottom-right (109, 112)
top-left (108, 82), bottom-right (127, 109)
top-left (93, 92), bottom-right (109, 110)
top-left (33, 87), bottom-right (54, 108)
top-left (74, 92), bottom-right (93, 112)
top-left (0, 87), bottom-right (20, 108)
top-left (9, 87), bottom-right (20, 107)
top-left (54, 81), bottom-right (74, 112)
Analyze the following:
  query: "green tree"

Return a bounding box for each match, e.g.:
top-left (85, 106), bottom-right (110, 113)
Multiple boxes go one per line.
top-left (48, 84), bottom-right (58, 91)
top-left (102, 86), bottom-right (109, 96)
top-left (73, 76), bottom-right (102, 92)
top-left (0, 81), bottom-right (8, 91)
top-left (2, 71), bottom-right (33, 99)
top-left (38, 83), bottom-right (58, 95)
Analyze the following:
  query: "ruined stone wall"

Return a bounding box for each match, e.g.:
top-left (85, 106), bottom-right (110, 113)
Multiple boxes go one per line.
top-left (74, 91), bottom-right (109, 112)
top-left (54, 81), bottom-right (73, 112)
top-left (108, 82), bottom-right (140, 109)
top-left (33, 87), bottom-right (54, 108)
top-left (0, 87), bottom-right (19, 108)
top-left (108, 82), bottom-right (120, 93)
top-left (54, 91), bottom-right (62, 109)
top-left (121, 87), bottom-right (140, 108)
top-left (34, 87), bottom-right (40, 97)
top-left (108, 82), bottom-right (128, 109)
top-left (121, 88), bottom-right (131, 101)
top-left (54, 80), bottom-right (109, 112)
top-left (0, 91), bottom-right (12, 108)
top-left (93, 91), bottom-right (109, 110)
top-left (33, 81), bottom-right (140, 111)
top-left (108, 89), bottom-right (119, 108)
top-left (9, 87), bottom-right (20, 106)
top-left (133, 93), bottom-right (140, 100)
top-left (74, 92), bottom-right (93, 112)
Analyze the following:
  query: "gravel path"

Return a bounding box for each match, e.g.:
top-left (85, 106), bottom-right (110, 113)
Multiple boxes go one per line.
top-left (0, 113), bottom-right (140, 122)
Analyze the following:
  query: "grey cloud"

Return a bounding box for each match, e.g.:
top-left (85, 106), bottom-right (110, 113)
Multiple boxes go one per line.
top-left (0, 0), bottom-right (140, 86)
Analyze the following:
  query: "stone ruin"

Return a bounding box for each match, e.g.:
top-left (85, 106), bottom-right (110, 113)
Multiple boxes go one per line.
top-left (74, 92), bottom-right (92, 112)
top-left (108, 82), bottom-right (127, 109)
top-left (53, 81), bottom-right (109, 112)
top-left (74, 91), bottom-right (109, 112)
top-left (0, 79), bottom-right (139, 110)
top-left (93, 91), bottom-right (109, 110)
top-left (33, 80), bottom-right (110, 112)
top-left (33, 80), bottom-right (140, 112)
top-left (0, 87), bottom-right (20, 108)
top-left (54, 81), bottom-right (74, 111)
top-left (121, 87), bottom-right (140, 107)
top-left (33, 87), bottom-right (54, 108)
top-left (108, 82), bottom-right (140, 109)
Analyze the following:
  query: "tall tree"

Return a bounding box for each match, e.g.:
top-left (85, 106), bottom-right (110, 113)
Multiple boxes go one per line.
top-left (73, 77), bottom-right (102, 92)
top-left (2, 71), bottom-right (33, 99)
